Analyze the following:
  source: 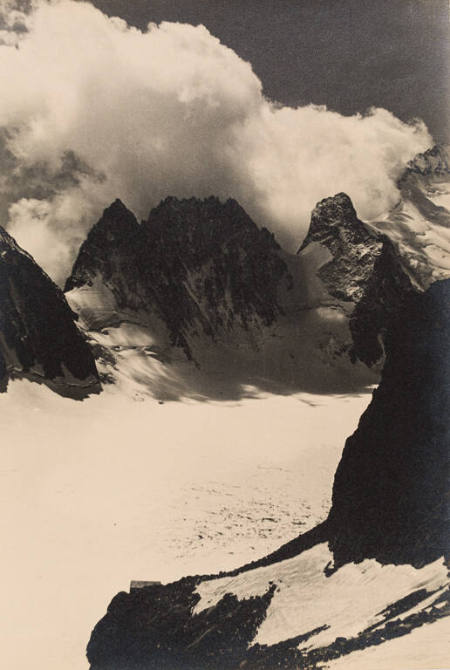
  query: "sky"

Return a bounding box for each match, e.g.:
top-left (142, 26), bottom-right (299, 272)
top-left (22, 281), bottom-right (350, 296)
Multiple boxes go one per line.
top-left (91, 0), bottom-right (449, 142)
top-left (0, 0), bottom-right (446, 282)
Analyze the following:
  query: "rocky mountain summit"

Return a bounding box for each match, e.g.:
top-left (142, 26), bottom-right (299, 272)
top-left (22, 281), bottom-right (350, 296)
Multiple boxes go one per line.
top-left (405, 143), bottom-right (449, 176)
top-left (87, 279), bottom-right (450, 670)
top-left (66, 196), bottom-right (289, 359)
top-left (0, 226), bottom-right (99, 397)
top-left (297, 192), bottom-right (415, 366)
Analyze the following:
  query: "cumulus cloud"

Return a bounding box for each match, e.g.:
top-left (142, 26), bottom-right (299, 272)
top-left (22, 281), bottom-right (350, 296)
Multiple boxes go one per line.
top-left (0, 0), bottom-right (431, 283)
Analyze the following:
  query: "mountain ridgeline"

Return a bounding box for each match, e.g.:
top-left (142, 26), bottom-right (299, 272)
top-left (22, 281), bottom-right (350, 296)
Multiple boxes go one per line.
top-left (0, 146), bottom-right (447, 667)
top-left (1, 145), bottom-right (448, 400)
top-left (63, 182), bottom-right (441, 399)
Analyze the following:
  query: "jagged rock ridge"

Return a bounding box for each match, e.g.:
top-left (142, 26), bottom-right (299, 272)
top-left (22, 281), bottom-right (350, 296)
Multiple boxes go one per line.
top-left (67, 191), bottom-right (421, 398)
top-left (64, 145), bottom-right (450, 399)
top-left (405, 143), bottom-right (449, 176)
top-left (0, 226), bottom-right (100, 397)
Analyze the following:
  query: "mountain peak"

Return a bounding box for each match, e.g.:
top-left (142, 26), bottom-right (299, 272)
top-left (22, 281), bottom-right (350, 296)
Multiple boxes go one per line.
top-left (93, 199), bottom-right (140, 239)
top-left (297, 193), bottom-right (415, 366)
top-left (405, 143), bottom-right (449, 176)
top-left (311, 192), bottom-right (357, 225)
top-left (64, 200), bottom-right (139, 292)
top-left (298, 192), bottom-right (372, 254)
top-left (65, 194), bottom-right (289, 360)
top-left (105, 197), bottom-right (132, 215)
top-left (141, 195), bottom-right (261, 252)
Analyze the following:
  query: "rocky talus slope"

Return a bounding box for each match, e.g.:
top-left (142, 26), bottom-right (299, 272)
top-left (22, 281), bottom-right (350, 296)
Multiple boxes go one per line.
top-left (0, 226), bottom-right (100, 397)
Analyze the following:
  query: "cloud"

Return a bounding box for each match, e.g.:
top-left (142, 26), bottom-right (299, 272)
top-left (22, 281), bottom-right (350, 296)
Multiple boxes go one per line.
top-left (0, 0), bottom-right (431, 283)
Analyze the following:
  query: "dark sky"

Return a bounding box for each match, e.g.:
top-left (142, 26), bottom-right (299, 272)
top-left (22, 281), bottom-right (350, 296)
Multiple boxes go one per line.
top-left (90, 0), bottom-right (449, 142)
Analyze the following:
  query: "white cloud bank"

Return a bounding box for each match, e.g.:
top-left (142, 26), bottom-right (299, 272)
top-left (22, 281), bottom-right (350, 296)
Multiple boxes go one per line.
top-left (0, 0), bottom-right (431, 282)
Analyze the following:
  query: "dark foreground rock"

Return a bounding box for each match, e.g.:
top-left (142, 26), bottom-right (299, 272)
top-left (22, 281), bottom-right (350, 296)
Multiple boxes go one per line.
top-left (87, 280), bottom-right (449, 669)
top-left (328, 278), bottom-right (450, 567)
top-left (0, 226), bottom-right (100, 397)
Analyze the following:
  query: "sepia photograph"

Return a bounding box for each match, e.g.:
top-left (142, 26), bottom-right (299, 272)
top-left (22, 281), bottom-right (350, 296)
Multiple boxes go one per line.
top-left (0, 1), bottom-right (449, 669)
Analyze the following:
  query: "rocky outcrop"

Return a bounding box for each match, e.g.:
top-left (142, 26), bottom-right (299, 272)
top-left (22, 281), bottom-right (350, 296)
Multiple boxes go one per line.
top-left (0, 226), bottom-right (100, 397)
top-left (86, 279), bottom-right (449, 669)
top-left (405, 143), bottom-right (449, 177)
top-left (297, 192), bottom-right (416, 366)
top-left (328, 278), bottom-right (450, 567)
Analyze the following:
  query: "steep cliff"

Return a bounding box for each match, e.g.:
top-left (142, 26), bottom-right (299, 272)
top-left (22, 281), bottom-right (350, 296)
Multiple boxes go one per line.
top-left (0, 226), bottom-right (100, 397)
top-left (328, 278), bottom-right (450, 567)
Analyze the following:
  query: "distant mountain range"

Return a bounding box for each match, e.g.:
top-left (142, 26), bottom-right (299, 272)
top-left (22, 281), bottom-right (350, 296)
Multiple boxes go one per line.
top-left (61, 144), bottom-right (448, 400)
top-left (0, 144), bottom-right (448, 399)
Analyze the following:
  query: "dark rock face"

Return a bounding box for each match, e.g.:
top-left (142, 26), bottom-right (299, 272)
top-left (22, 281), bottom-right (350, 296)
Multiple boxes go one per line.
top-left (298, 192), bottom-right (416, 366)
top-left (298, 193), bottom-right (383, 304)
top-left (329, 278), bottom-right (450, 567)
top-left (0, 227), bottom-right (100, 397)
top-left (88, 577), bottom-right (276, 670)
top-left (87, 574), bottom-right (449, 670)
top-left (66, 196), bottom-right (290, 359)
top-left (65, 198), bottom-right (140, 293)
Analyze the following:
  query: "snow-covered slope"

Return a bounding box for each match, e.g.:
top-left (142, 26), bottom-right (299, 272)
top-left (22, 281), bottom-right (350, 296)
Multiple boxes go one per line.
top-left (0, 226), bottom-right (100, 397)
top-left (1, 382), bottom-right (372, 670)
top-left (369, 144), bottom-right (450, 287)
top-left (86, 278), bottom-right (450, 670)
